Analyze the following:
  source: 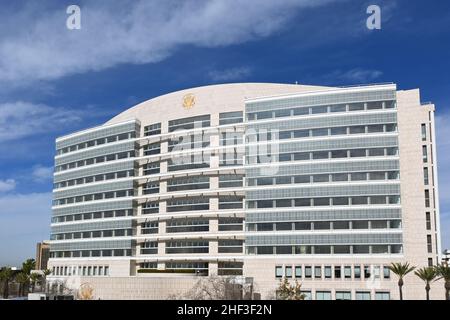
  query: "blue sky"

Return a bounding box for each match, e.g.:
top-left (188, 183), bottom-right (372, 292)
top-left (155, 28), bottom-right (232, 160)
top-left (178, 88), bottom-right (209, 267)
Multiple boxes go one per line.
top-left (0, 0), bottom-right (449, 266)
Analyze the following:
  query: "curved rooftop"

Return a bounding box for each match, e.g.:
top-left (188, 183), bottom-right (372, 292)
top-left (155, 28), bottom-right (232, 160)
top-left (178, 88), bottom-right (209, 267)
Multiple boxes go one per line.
top-left (105, 82), bottom-right (331, 125)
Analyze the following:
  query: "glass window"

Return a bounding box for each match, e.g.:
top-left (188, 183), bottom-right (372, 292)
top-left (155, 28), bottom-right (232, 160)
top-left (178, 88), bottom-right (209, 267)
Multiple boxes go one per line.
top-left (334, 246), bottom-right (350, 254)
top-left (350, 149), bottom-right (366, 157)
top-left (295, 266), bottom-right (302, 278)
top-left (356, 291), bottom-right (371, 300)
top-left (293, 107), bottom-right (309, 116)
top-left (375, 292), bottom-right (390, 300)
top-left (367, 101), bottom-right (383, 110)
top-left (330, 127), bottom-right (347, 135)
top-left (367, 124), bottom-right (384, 133)
top-left (349, 126), bottom-right (366, 134)
top-left (314, 221), bottom-right (330, 230)
top-left (330, 104), bottom-right (346, 113)
top-left (333, 221), bottom-right (349, 229)
top-left (311, 106), bottom-right (328, 114)
top-left (295, 175), bottom-right (310, 184)
top-left (316, 291), bottom-right (332, 300)
top-left (285, 266), bottom-right (293, 278)
top-left (314, 266), bottom-right (322, 278)
top-left (313, 174), bottom-right (329, 183)
top-left (354, 246), bottom-right (370, 254)
top-left (354, 266), bottom-right (361, 279)
top-left (313, 198), bottom-right (329, 206)
top-left (349, 103), bottom-right (364, 111)
top-left (311, 128), bottom-right (328, 137)
top-left (312, 151), bottom-right (328, 159)
top-left (332, 197), bottom-right (349, 206)
top-left (336, 291), bottom-right (351, 300)
top-left (294, 152), bottom-right (310, 160)
top-left (344, 266), bottom-right (352, 279)
top-left (352, 220), bottom-right (369, 229)
top-left (383, 266), bottom-right (390, 279)
top-left (334, 266), bottom-right (341, 279)
top-left (421, 124), bottom-right (427, 141)
top-left (294, 130), bottom-right (309, 138)
top-left (304, 266), bottom-right (312, 278)
top-left (332, 173), bottom-right (348, 181)
top-left (423, 167), bottom-right (429, 185)
top-left (331, 150), bottom-right (347, 158)
top-left (324, 266), bottom-right (332, 279)
top-left (422, 145), bottom-right (428, 163)
top-left (368, 148), bottom-right (385, 156)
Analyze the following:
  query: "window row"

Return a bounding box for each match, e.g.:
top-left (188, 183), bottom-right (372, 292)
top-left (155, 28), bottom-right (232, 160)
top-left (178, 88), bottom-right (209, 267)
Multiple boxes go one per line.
top-left (247, 244), bottom-right (403, 255)
top-left (247, 220), bottom-right (401, 232)
top-left (144, 123), bottom-right (161, 137)
top-left (57, 131), bottom-right (136, 155)
top-left (51, 228), bottom-right (133, 240)
top-left (168, 134), bottom-right (210, 152)
top-left (51, 209), bottom-right (134, 223)
top-left (247, 147), bottom-right (398, 164)
top-left (50, 249), bottom-right (132, 258)
top-left (168, 155), bottom-right (210, 172)
top-left (219, 111), bottom-right (244, 125)
top-left (53, 189), bottom-right (134, 206)
top-left (54, 170), bottom-right (135, 189)
top-left (55, 150), bottom-right (136, 172)
top-left (275, 264), bottom-right (391, 281)
top-left (297, 290), bottom-right (390, 301)
top-left (219, 174), bottom-right (244, 188)
top-left (167, 176), bottom-right (210, 192)
top-left (247, 100), bottom-right (396, 121)
top-left (247, 195), bottom-right (400, 209)
top-left (52, 265), bottom-right (110, 277)
top-left (247, 171), bottom-right (399, 187)
top-left (168, 115), bottom-right (211, 132)
top-left (249, 123), bottom-right (397, 142)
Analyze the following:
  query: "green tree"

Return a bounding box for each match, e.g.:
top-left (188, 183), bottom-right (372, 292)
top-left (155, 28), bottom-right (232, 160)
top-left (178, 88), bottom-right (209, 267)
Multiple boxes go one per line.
top-left (21, 259), bottom-right (36, 275)
top-left (388, 262), bottom-right (415, 300)
top-left (29, 273), bottom-right (41, 293)
top-left (414, 267), bottom-right (436, 300)
top-left (435, 264), bottom-right (450, 300)
top-left (276, 277), bottom-right (305, 300)
top-left (15, 272), bottom-right (30, 297)
top-left (42, 269), bottom-right (52, 293)
top-left (0, 267), bottom-right (14, 299)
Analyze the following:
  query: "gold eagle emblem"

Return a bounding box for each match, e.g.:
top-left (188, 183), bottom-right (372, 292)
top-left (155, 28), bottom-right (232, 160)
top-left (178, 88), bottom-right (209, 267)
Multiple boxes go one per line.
top-left (182, 93), bottom-right (196, 110)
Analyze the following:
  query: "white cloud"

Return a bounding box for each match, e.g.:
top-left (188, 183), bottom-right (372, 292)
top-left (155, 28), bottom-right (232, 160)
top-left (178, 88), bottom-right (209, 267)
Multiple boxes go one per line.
top-left (0, 101), bottom-right (81, 142)
top-left (0, 0), bottom-right (335, 84)
top-left (0, 179), bottom-right (16, 192)
top-left (208, 67), bottom-right (252, 82)
top-left (32, 165), bottom-right (54, 182)
top-left (326, 68), bottom-right (383, 84)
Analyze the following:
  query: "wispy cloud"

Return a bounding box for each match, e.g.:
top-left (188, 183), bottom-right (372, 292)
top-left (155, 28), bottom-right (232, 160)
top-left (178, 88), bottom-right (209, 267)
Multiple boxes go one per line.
top-left (0, 0), bottom-right (336, 85)
top-left (32, 165), bottom-right (54, 182)
top-left (325, 68), bottom-right (383, 84)
top-left (0, 179), bottom-right (16, 192)
top-left (208, 67), bottom-right (252, 82)
top-left (0, 101), bottom-right (81, 142)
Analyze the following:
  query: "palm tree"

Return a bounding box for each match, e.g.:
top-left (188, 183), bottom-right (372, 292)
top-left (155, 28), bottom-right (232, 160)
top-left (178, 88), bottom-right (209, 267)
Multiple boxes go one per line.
top-left (435, 264), bottom-right (450, 300)
top-left (15, 272), bottom-right (29, 297)
top-left (414, 267), bottom-right (436, 300)
top-left (21, 259), bottom-right (36, 275)
top-left (0, 267), bottom-right (14, 299)
top-left (42, 269), bottom-right (52, 293)
top-left (388, 262), bottom-right (415, 300)
top-left (29, 273), bottom-right (41, 293)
